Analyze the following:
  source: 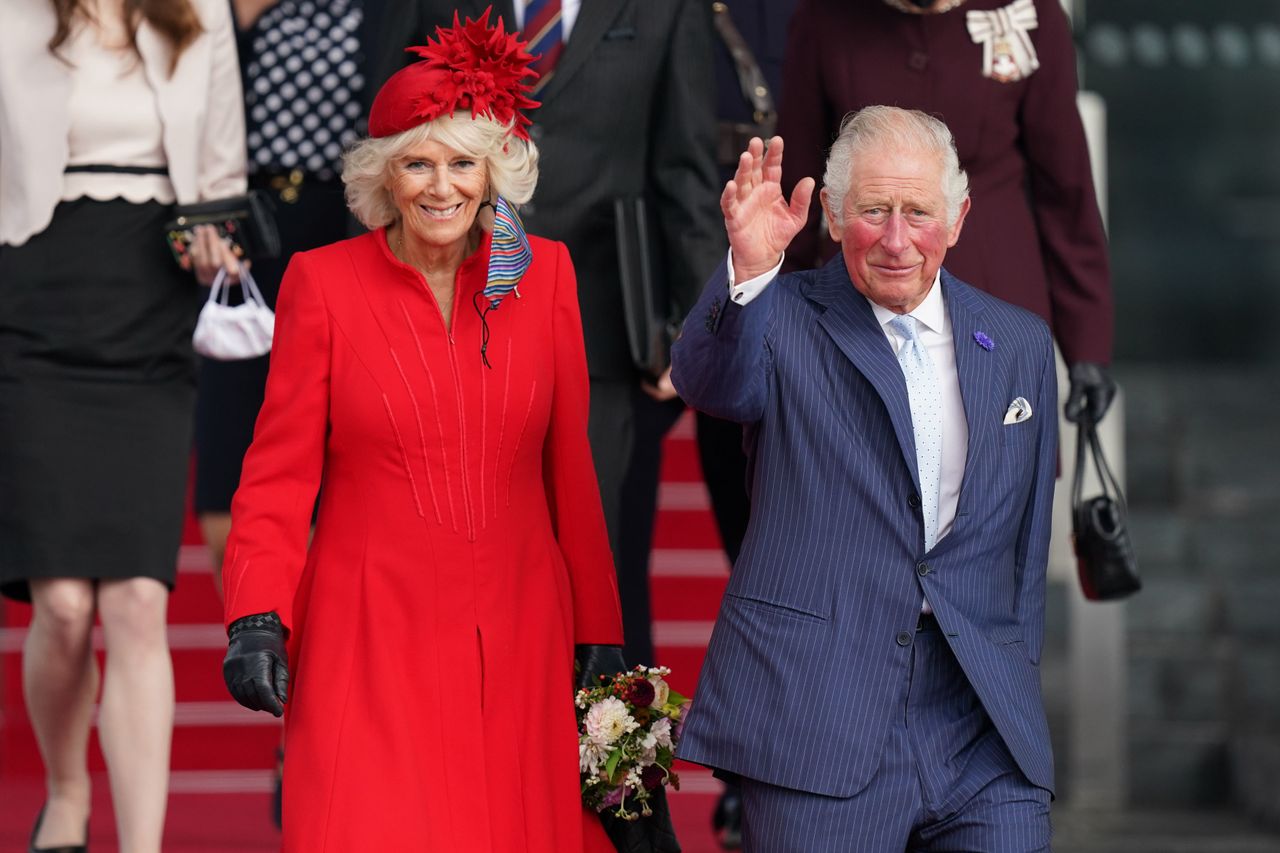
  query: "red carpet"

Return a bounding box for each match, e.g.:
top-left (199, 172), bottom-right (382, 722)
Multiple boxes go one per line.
top-left (0, 412), bottom-right (731, 851)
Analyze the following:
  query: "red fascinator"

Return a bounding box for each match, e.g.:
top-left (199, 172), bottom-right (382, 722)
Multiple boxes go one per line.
top-left (368, 7), bottom-right (540, 140)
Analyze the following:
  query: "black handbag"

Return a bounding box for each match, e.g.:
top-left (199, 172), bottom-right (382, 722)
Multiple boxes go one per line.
top-left (614, 196), bottom-right (677, 381)
top-left (1071, 417), bottom-right (1142, 601)
top-left (164, 190), bottom-right (281, 265)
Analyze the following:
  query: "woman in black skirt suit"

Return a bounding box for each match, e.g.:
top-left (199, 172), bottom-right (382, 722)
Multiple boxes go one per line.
top-left (0, 0), bottom-right (245, 849)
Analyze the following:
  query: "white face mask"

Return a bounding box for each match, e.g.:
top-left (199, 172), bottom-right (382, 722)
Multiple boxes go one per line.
top-left (193, 265), bottom-right (275, 361)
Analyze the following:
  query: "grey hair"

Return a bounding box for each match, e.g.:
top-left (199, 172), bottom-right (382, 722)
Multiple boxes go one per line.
top-left (342, 113), bottom-right (540, 230)
top-left (822, 106), bottom-right (969, 228)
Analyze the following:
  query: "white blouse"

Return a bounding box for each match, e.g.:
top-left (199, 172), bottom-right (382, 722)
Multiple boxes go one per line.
top-left (0, 0), bottom-right (246, 247)
top-left (61, 9), bottom-right (175, 204)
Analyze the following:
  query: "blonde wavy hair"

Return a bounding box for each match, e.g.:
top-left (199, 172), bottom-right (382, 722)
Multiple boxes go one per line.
top-left (343, 113), bottom-right (539, 230)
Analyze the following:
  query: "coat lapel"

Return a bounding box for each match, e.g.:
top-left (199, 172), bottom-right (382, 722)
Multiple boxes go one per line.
top-left (534, 0), bottom-right (627, 105)
top-left (806, 255), bottom-right (921, 489)
top-left (942, 270), bottom-right (1001, 515)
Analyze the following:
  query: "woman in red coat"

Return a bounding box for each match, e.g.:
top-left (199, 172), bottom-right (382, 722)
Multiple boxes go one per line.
top-left (219, 12), bottom-right (627, 851)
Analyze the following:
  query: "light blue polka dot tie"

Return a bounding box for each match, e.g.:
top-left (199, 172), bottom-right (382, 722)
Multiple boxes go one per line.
top-left (889, 315), bottom-right (943, 551)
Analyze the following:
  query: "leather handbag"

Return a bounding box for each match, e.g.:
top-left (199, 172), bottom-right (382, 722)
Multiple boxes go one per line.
top-left (614, 196), bottom-right (676, 381)
top-left (1071, 417), bottom-right (1141, 601)
top-left (165, 190), bottom-right (281, 266)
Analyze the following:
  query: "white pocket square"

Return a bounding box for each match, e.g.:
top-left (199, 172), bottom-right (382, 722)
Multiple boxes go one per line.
top-left (1003, 397), bottom-right (1033, 425)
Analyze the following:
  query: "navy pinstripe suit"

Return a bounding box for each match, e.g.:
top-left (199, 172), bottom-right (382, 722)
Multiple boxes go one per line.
top-left (670, 253), bottom-right (1058, 844)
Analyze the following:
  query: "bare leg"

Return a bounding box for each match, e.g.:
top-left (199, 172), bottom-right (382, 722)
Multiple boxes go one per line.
top-left (198, 511), bottom-right (232, 603)
top-left (25, 578), bottom-right (98, 848)
top-left (97, 577), bottom-right (173, 853)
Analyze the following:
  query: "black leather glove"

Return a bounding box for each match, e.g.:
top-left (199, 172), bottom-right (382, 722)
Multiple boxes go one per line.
top-left (223, 611), bottom-right (289, 717)
top-left (599, 787), bottom-right (682, 853)
top-left (1064, 361), bottom-right (1117, 425)
top-left (575, 644), bottom-right (628, 690)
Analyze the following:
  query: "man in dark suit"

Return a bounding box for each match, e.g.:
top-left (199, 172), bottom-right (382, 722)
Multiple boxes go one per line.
top-left (373, 0), bottom-right (723, 561)
top-left (672, 107), bottom-right (1058, 850)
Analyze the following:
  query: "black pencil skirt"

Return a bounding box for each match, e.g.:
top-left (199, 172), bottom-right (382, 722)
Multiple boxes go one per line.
top-left (0, 198), bottom-right (202, 602)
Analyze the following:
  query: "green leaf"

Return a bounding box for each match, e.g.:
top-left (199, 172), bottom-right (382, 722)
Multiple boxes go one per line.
top-left (604, 747), bottom-right (623, 780)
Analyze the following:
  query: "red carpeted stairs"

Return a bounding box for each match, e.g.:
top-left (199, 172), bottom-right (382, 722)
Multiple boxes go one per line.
top-left (0, 412), bottom-right (731, 851)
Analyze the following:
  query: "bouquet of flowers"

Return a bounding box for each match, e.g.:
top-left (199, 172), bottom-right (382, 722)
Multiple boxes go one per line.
top-left (576, 665), bottom-right (689, 821)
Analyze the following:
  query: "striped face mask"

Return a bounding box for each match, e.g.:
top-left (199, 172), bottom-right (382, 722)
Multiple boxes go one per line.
top-left (474, 195), bottom-right (533, 367)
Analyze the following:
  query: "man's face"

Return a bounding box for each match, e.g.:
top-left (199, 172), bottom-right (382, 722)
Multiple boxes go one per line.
top-left (821, 143), bottom-right (969, 314)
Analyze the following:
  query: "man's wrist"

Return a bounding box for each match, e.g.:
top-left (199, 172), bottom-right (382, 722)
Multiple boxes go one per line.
top-left (730, 254), bottom-right (784, 283)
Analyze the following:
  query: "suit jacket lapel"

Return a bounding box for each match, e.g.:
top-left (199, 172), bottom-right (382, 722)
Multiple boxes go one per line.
top-left (943, 270), bottom-right (1000, 514)
top-left (807, 255), bottom-right (921, 489)
top-left (535, 0), bottom-right (627, 104)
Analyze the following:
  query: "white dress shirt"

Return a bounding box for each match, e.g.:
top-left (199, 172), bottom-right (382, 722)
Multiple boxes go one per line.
top-left (513, 0), bottom-right (581, 39)
top-left (727, 251), bottom-right (969, 549)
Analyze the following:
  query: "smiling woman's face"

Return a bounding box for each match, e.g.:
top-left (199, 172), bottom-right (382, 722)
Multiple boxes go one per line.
top-left (386, 138), bottom-right (489, 254)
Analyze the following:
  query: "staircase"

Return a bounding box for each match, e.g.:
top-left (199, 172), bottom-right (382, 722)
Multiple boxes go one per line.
top-left (0, 412), bottom-right (731, 850)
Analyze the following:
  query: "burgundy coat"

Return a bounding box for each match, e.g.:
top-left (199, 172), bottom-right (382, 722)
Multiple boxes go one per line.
top-left (779, 0), bottom-right (1113, 365)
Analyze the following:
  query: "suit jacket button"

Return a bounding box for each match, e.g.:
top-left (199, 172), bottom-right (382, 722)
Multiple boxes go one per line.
top-left (916, 562), bottom-right (931, 577)
top-left (896, 631), bottom-right (913, 647)
top-left (909, 50), bottom-right (929, 71)
top-left (908, 494), bottom-right (921, 508)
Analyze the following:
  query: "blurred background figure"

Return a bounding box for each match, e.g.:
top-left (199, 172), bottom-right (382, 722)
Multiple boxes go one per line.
top-left (779, 0), bottom-right (1117, 427)
top-left (700, 0), bottom-right (796, 847)
top-left (197, 0), bottom-right (378, 598)
top-left (0, 0), bottom-right (245, 850)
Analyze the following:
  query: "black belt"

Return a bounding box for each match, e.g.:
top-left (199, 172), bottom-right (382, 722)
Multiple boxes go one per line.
top-left (916, 612), bottom-right (940, 632)
top-left (64, 163), bottom-right (169, 176)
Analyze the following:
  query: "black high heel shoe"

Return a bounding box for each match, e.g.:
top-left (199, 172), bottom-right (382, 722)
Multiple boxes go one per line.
top-left (29, 804), bottom-right (88, 853)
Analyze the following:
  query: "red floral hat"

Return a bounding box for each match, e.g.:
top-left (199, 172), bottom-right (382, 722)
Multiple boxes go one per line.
top-left (368, 7), bottom-right (540, 140)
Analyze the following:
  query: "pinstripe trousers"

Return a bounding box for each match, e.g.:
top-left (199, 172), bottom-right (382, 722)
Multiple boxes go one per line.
top-left (738, 622), bottom-right (1052, 852)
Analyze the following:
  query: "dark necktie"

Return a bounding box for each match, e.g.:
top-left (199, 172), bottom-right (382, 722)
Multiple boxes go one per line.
top-left (524, 0), bottom-right (564, 96)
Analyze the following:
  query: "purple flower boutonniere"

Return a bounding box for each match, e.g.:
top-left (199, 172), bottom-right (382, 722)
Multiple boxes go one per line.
top-left (974, 331), bottom-right (995, 351)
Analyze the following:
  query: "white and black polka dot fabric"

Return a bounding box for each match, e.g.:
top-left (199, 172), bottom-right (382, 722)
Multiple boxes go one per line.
top-left (244, 0), bottom-right (365, 180)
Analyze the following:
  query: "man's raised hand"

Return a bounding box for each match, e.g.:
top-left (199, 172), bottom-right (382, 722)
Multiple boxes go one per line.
top-left (721, 136), bottom-right (815, 281)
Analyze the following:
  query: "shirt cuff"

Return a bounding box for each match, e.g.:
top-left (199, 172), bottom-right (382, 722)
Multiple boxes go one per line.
top-left (727, 249), bottom-right (784, 307)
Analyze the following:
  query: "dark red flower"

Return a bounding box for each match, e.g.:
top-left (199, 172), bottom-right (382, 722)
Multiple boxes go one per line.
top-left (641, 764), bottom-right (666, 791)
top-left (624, 678), bottom-right (656, 708)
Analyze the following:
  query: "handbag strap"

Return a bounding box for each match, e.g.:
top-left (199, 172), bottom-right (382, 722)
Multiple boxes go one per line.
top-left (1072, 416), bottom-right (1128, 516)
top-left (238, 264), bottom-right (269, 309)
top-left (207, 263), bottom-right (268, 309)
top-left (711, 2), bottom-right (777, 134)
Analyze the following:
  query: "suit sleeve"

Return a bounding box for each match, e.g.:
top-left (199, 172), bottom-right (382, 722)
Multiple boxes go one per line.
top-left (196, 0), bottom-right (248, 200)
top-left (543, 242), bottom-right (625, 645)
top-left (670, 260), bottom-right (774, 425)
top-left (776, 0), bottom-right (836, 273)
top-left (223, 253), bottom-right (331, 632)
top-left (1013, 329), bottom-right (1059, 665)
top-left (649, 0), bottom-right (726, 323)
top-left (1019, 0), bottom-right (1113, 366)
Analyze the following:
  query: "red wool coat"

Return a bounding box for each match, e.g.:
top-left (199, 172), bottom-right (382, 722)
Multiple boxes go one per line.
top-left (223, 228), bottom-right (622, 852)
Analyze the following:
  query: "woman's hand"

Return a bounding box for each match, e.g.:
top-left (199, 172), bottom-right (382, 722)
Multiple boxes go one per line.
top-left (721, 136), bottom-right (814, 281)
top-left (223, 612), bottom-right (289, 717)
top-left (189, 224), bottom-right (244, 286)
